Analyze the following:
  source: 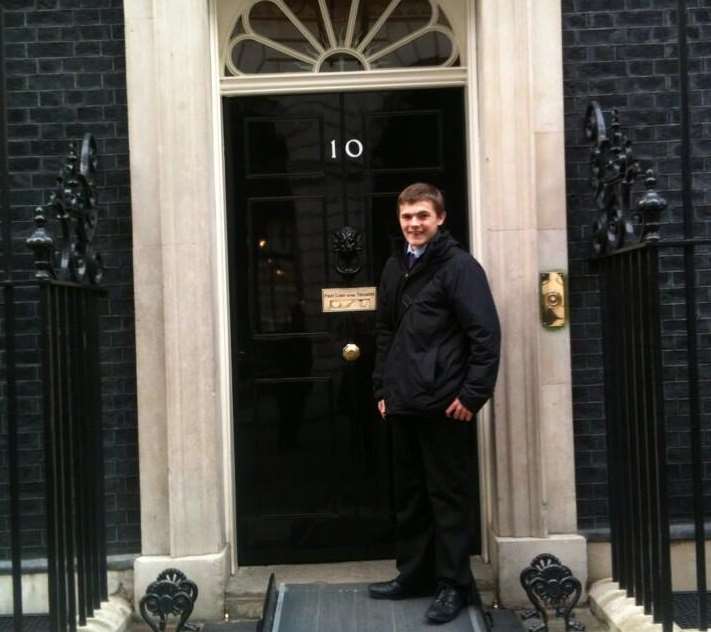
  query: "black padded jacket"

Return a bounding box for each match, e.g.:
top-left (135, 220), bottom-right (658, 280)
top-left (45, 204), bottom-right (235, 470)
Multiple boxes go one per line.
top-left (372, 230), bottom-right (501, 417)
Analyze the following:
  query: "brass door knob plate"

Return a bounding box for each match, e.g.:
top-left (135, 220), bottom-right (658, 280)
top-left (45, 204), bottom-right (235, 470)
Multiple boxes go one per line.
top-left (342, 343), bottom-right (360, 362)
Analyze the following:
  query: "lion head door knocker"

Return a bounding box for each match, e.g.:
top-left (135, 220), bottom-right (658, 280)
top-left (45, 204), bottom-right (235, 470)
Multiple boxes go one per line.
top-left (332, 226), bottom-right (363, 279)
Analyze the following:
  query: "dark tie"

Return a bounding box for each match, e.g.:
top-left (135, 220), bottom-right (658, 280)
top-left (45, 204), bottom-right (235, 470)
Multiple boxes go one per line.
top-left (407, 252), bottom-right (417, 269)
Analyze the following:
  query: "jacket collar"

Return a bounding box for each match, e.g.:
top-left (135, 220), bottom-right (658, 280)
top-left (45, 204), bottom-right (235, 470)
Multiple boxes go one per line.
top-left (395, 229), bottom-right (458, 263)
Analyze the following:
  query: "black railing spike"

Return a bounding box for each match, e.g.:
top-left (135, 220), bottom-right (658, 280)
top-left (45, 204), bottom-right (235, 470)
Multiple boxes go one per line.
top-left (26, 133), bottom-right (103, 284)
top-left (636, 170), bottom-right (666, 243)
top-left (26, 206), bottom-right (55, 279)
top-left (585, 102), bottom-right (667, 256)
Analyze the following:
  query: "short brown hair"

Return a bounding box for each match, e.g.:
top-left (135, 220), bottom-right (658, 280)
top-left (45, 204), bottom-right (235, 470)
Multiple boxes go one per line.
top-left (397, 182), bottom-right (445, 216)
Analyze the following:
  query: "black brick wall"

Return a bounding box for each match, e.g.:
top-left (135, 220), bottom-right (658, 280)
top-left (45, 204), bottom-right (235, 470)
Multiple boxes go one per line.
top-left (563, 0), bottom-right (711, 531)
top-left (3, 0), bottom-right (709, 560)
top-left (0, 0), bottom-right (139, 559)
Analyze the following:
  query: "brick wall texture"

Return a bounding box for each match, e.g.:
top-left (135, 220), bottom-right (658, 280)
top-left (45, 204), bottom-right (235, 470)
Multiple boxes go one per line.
top-left (0, 0), bottom-right (139, 559)
top-left (563, 0), bottom-right (711, 531)
top-left (2, 0), bottom-right (711, 562)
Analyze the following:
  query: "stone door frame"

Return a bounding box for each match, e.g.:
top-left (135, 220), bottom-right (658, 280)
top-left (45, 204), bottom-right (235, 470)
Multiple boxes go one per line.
top-left (123, 0), bottom-right (585, 619)
top-left (210, 0), bottom-right (490, 572)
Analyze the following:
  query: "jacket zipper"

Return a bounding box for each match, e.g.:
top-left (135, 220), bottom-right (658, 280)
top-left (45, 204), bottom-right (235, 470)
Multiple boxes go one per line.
top-left (394, 258), bottom-right (429, 327)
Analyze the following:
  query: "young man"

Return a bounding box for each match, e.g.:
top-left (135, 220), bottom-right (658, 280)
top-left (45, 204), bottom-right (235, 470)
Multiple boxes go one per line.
top-left (369, 183), bottom-right (501, 624)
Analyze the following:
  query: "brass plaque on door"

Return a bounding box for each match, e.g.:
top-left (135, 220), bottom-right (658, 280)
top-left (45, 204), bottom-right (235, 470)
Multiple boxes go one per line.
top-left (322, 287), bottom-right (377, 313)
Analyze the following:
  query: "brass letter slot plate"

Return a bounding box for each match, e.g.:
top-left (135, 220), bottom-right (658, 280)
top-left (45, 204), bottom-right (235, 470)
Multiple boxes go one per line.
top-left (322, 287), bottom-right (377, 313)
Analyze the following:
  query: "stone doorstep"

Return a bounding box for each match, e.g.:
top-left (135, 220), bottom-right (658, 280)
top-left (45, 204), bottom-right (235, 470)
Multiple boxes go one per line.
top-left (78, 596), bottom-right (133, 632)
top-left (589, 579), bottom-right (685, 632)
top-left (225, 558), bottom-right (495, 621)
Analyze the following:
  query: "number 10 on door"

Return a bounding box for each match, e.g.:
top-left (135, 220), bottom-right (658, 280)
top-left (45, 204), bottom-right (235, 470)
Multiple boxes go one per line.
top-left (330, 139), bottom-right (364, 159)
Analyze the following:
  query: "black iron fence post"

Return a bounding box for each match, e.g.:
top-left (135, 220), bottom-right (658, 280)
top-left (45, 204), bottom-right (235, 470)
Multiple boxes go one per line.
top-left (676, 3), bottom-right (709, 627)
top-left (587, 100), bottom-right (711, 632)
top-left (2, 135), bottom-right (108, 632)
top-left (647, 246), bottom-right (673, 629)
top-left (4, 283), bottom-right (23, 631)
top-left (586, 102), bottom-right (676, 632)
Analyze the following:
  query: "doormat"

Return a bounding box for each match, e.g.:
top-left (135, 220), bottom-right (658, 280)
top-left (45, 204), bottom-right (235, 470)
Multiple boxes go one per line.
top-left (673, 591), bottom-right (711, 629)
top-left (0, 615), bottom-right (50, 632)
top-left (262, 583), bottom-right (517, 632)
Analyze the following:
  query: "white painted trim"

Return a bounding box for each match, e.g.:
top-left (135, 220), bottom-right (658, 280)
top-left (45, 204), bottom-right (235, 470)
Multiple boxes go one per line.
top-left (463, 0), bottom-right (491, 565)
top-left (226, 33), bottom-right (318, 75)
top-left (356, 0), bottom-right (400, 53)
top-left (343, 0), bottom-right (360, 49)
top-left (220, 66), bottom-right (467, 95)
top-left (244, 1), bottom-right (325, 56)
top-left (222, 0), bottom-right (458, 75)
top-left (220, 0), bottom-right (468, 69)
top-left (209, 0), bottom-right (238, 573)
top-left (318, 0), bottom-right (338, 49)
top-left (366, 25), bottom-right (459, 67)
top-left (314, 46), bottom-right (369, 73)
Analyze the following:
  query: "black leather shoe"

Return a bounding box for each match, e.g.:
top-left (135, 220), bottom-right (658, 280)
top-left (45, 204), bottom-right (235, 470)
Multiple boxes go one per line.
top-left (425, 585), bottom-right (471, 624)
top-left (368, 578), bottom-right (432, 600)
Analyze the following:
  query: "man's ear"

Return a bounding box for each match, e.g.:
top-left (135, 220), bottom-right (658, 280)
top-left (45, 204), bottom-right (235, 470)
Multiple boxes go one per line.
top-left (437, 211), bottom-right (447, 226)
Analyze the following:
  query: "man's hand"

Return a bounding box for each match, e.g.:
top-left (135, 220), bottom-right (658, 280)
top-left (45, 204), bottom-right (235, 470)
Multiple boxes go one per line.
top-left (377, 399), bottom-right (387, 419)
top-left (445, 398), bottom-right (473, 422)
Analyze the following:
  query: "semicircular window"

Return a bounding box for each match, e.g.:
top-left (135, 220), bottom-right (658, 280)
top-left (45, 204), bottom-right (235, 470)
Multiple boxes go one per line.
top-left (224, 0), bottom-right (460, 75)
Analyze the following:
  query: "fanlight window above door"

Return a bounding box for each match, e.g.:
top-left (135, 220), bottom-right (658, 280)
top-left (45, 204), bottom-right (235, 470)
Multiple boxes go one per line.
top-left (224, 0), bottom-right (460, 75)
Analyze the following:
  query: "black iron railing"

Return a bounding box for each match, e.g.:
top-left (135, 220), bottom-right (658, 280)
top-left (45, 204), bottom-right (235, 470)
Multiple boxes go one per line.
top-left (2, 280), bottom-right (108, 632)
top-left (587, 101), bottom-right (710, 632)
top-left (1, 133), bottom-right (107, 631)
top-left (596, 239), bottom-right (711, 632)
top-left (596, 243), bottom-right (674, 632)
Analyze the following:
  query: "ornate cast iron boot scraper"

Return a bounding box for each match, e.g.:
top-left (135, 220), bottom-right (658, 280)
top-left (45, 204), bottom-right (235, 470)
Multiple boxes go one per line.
top-left (520, 554), bottom-right (585, 632)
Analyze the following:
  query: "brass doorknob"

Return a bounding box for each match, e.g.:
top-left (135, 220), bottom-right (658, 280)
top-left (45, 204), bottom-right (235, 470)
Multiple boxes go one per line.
top-left (342, 343), bottom-right (360, 362)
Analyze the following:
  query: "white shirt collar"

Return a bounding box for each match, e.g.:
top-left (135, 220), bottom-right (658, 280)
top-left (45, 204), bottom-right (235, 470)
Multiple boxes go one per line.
top-left (406, 243), bottom-right (428, 258)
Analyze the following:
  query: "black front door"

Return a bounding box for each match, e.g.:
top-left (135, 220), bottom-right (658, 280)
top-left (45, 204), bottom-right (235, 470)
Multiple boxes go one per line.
top-left (224, 88), bottom-right (477, 565)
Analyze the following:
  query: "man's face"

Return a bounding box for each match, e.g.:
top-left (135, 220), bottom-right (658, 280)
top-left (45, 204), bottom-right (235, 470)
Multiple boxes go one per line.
top-left (398, 200), bottom-right (446, 248)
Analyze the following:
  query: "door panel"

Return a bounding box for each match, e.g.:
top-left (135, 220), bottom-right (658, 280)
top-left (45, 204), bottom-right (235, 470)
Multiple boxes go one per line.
top-left (247, 196), bottom-right (329, 334)
top-left (244, 117), bottom-right (325, 177)
top-left (224, 88), bottom-right (478, 565)
top-left (366, 110), bottom-right (443, 171)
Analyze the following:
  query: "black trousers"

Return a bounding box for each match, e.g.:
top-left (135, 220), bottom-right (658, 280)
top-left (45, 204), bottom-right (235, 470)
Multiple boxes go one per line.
top-left (391, 414), bottom-right (476, 589)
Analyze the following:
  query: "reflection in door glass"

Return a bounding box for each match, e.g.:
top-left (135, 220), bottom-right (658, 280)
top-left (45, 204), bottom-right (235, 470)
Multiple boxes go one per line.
top-left (251, 199), bottom-right (326, 334)
top-left (254, 206), bottom-right (299, 333)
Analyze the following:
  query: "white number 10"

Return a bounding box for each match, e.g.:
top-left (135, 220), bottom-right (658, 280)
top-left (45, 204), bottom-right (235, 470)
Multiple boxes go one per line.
top-left (330, 139), bottom-right (364, 159)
